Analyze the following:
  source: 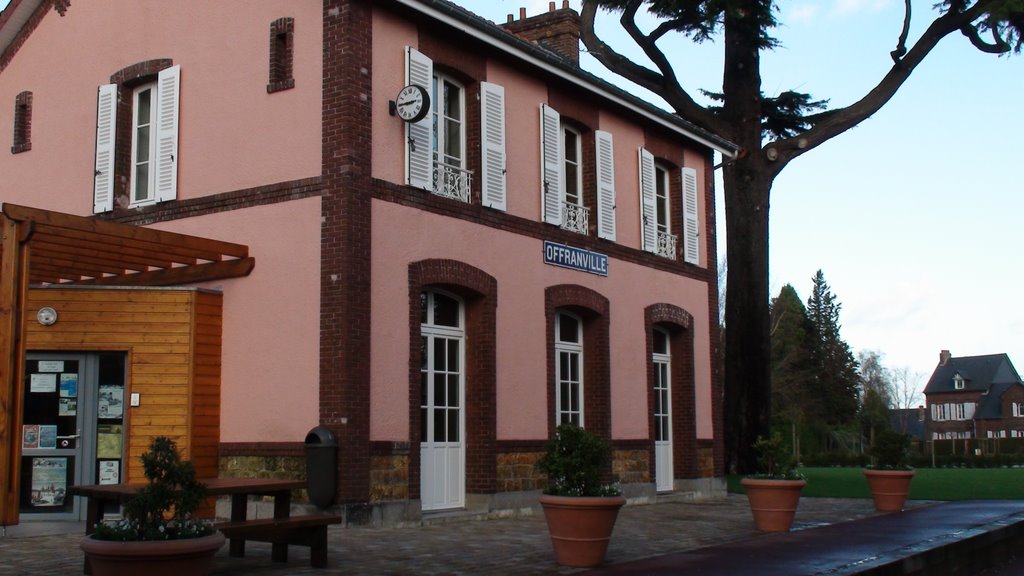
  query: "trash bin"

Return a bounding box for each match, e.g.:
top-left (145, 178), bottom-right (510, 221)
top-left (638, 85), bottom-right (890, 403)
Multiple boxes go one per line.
top-left (304, 426), bottom-right (337, 508)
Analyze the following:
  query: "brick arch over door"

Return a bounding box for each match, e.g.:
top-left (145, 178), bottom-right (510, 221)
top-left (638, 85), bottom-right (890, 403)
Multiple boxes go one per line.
top-left (408, 259), bottom-right (497, 497)
top-left (645, 303), bottom-right (697, 480)
top-left (545, 284), bottom-right (611, 442)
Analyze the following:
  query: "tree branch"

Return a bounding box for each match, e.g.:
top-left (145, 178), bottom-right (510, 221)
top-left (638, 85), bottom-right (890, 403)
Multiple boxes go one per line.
top-left (891, 0), bottom-right (912, 62)
top-left (961, 23), bottom-right (1011, 53)
top-left (764, 0), bottom-right (1001, 175)
top-left (579, 1), bottom-right (721, 133)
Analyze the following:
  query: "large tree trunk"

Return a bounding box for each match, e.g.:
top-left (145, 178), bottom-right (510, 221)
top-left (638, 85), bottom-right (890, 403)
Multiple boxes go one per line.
top-left (722, 161), bottom-right (773, 473)
top-left (720, 1), bottom-right (774, 474)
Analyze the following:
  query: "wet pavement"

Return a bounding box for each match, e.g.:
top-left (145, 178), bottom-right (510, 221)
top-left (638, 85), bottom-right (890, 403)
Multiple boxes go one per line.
top-left (2, 495), bottom-right (1022, 575)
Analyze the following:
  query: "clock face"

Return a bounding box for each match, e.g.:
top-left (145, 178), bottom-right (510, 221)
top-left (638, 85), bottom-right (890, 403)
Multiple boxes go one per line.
top-left (396, 84), bottom-right (430, 123)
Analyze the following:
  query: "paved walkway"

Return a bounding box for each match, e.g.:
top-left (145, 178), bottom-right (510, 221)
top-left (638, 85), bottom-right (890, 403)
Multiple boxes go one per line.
top-left (1, 495), bottom-right (1018, 575)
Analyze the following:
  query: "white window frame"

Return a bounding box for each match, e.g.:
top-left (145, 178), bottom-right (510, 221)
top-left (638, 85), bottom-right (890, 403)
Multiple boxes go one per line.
top-left (432, 72), bottom-right (465, 171)
top-left (954, 374), bottom-right (965, 389)
top-left (654, 163), bottom-right (670, 235)
top-left (563, 126), bottom-right (582, 207)
top-left (555, 312), bottom-right (584, 428)
top-left (129, 82), bottom-right (158, 207)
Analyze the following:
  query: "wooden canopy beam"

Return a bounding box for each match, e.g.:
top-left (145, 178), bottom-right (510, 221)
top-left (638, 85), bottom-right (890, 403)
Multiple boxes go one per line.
top-left (82, 257), bottom-right (256, 287)
top-left (2, 204), bottom-right (249, 259)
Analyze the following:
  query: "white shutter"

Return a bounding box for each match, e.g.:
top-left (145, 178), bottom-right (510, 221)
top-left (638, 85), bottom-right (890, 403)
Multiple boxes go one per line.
top-left (480, 81), bottom-right (506, 210)
top-left (540, 104), bottom-right (563, 225)
top-left (638, 147), bottom-right (657, 252)
top-left (406, 47), bottom-right (433, 190)
top-left (154, 65), bottom-right (180, 203)
top-left (93, 84), bottom-right (117, 213)
top-left (595, 130), bottom-right (616, 241)
top-left (681, 166), bottom-right (699, 264)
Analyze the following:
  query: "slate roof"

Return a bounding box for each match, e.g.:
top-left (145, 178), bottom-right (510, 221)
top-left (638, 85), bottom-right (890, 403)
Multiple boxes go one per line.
top-left (889, 408), bottom-right (927, 440)
top-left (924, 353), bottom-right (1024, 420)
top-left (398, 0), bottom-right (739, 156)
top-left (923, 353), bottom-right (1021, 394)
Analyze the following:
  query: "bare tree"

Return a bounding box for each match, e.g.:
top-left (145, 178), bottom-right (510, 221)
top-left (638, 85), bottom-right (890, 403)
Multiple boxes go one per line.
top-left (579, 0), bottom-right (1022, 472)
top-left (890, 367), bottom-right (926, 434)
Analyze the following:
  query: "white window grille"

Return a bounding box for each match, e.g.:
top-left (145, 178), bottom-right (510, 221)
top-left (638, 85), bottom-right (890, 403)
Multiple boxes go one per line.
top-left (432, 164), bottom-right (472, 203)
top-left (657, 230), bottom-right (677, 259)
top-left (561, 202), bottom-right (589, 235)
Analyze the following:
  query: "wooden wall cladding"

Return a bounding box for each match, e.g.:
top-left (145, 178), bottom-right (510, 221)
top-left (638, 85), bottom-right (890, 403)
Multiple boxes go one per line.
top-left (24, 287), bottom-right (223, 482)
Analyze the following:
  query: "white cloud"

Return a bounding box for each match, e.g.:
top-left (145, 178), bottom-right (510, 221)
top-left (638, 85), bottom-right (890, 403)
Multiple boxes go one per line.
top-left (787, 4), bottom-right (821, 25)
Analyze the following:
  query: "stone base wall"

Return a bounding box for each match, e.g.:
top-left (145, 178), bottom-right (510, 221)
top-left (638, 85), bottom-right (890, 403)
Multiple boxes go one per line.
top-left (496, 451), bottom-right (546, 492)
top-left (370, 454), bottom-right (409, 501)
top-left (219, 454), bottom-right (305, 481)
top-left (698, 446), bottom-right (716, 477)
top-left (613, 449), bottom-right (650, 484)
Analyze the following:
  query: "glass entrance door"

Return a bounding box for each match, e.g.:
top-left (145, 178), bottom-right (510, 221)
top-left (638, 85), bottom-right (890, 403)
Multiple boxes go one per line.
top-left (19, 353), bottom-right (126, 520)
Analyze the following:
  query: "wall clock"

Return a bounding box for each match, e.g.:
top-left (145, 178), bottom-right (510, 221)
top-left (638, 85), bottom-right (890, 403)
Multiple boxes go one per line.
top-left (395, 84), bottom-right (430, 123)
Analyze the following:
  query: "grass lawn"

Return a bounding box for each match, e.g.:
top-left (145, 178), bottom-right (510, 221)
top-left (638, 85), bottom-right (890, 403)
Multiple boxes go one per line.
top-left (727, 467), bottom-right (1024, 500)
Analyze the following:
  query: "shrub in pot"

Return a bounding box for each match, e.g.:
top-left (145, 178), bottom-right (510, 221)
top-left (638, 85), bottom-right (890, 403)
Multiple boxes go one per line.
top-left (740, 433), bottom-right (806, 532)
top-left (80, 436), bottom-right (224, 576)
top-left (864, 429), bottom-right (915, 512)
top-left (535, 423), bottom-right (625, 568)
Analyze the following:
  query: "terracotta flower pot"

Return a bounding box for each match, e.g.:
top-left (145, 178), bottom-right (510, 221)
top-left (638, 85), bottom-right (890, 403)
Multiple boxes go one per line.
top-left (864, 469), bottom-right (916, 512)
top-left (740, 477), bottom-right (806, 532)
top-left (539, 494), bottom-right (626, 568)
top-left (80, 531), bottom-right (225, 576)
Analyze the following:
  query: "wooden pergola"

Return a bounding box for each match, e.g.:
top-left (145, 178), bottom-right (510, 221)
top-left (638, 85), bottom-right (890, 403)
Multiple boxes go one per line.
top-left (0, 203), bottom-right (254, 525)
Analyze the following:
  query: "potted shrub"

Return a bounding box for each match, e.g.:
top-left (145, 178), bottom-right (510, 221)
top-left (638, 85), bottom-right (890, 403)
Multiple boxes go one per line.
top-left (864, 429), bottom-right (915, 512)
top-left (80, 436), bottom-right (225, 576)
top-left (535, 423), bottom-right (625, 568)
top-left (740, 433), bottom-right (806, 532)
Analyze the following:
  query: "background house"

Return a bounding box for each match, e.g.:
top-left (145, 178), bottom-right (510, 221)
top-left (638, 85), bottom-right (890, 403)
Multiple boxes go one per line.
top-left (0, 0), bottom-right (737, 526)
top-left (924, 350), bottom-right (1024, 443)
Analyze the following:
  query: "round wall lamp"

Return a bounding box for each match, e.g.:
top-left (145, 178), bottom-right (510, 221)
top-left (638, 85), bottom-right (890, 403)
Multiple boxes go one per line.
top-left (37, 306), bottom-right (58, 326)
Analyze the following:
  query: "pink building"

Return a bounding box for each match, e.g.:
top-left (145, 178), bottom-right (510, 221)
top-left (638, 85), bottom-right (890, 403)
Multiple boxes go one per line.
top-left (0, 0), bottom-right (737, 525)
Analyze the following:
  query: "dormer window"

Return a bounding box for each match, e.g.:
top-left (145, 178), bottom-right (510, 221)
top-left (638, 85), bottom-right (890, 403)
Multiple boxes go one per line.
top-left (953, 374), bottom-right (965, 390)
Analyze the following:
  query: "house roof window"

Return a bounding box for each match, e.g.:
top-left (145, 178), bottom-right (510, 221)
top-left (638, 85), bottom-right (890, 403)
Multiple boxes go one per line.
top-left (953, 374), bottom-right (965, 390)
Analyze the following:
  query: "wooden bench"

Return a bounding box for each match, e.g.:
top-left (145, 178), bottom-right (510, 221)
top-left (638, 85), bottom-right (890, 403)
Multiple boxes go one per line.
top-left (215, 514), bottom-right (343, 568)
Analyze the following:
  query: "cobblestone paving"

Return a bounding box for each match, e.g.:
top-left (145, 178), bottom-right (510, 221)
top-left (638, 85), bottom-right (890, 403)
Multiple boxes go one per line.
top-left (0, 496), bottom-right (904, 575)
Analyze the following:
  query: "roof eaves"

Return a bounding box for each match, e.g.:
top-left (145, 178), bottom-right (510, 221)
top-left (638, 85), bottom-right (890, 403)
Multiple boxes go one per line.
top-left (0, 0), bottom-right (43, 59)
top-left (390, 0), bottom-right (739, 158)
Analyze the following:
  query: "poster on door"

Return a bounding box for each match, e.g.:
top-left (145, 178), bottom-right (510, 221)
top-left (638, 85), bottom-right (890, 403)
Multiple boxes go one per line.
top-left (30, 458), bottom-right (67, 507)
top-left (98, 460), bottom-right (120, 485)
top-left (97, 386), bottom-right (123, 419)
top-left (59, 373), bottom-right (78, 398)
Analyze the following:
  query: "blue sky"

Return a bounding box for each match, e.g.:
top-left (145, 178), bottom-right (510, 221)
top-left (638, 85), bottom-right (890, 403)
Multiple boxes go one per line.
top-left (463, 0), bottom-right (1023, 391)
top-left (2, 0), bottom-right (1019, 392)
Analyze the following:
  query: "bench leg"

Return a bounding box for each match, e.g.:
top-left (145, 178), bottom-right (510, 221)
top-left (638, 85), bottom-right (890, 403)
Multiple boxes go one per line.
top-left (311, 527), bottom-right (328, 568)
top-left (271, 542), bottom-right (288, 563)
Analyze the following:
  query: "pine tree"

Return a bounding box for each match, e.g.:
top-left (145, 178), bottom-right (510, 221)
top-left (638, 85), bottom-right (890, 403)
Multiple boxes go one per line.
top-left (805, 271), bottom-right (860, 427)
top-left (769, 284), bottom-right (817, 460)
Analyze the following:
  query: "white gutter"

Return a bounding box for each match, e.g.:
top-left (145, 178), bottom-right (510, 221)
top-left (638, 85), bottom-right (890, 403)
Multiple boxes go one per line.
top-left (390, 0), bottom-right (738, 159)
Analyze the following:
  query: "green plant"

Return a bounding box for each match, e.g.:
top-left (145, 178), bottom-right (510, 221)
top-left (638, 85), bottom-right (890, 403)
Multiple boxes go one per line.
top-left (869, 430), bottom-right (912, 470)
top-left (749, 433), bottom-right (804, 480)
top-left (536, 423), bottom-right (621, 497)
top-left (92, 436), bottom-right (214, 541)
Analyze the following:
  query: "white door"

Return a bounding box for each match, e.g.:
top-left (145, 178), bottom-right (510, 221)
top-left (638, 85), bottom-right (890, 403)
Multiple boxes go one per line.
top-left (653, 329), bottom-right (673, 492)
top-left (420, 291), bottom-right (465, 511)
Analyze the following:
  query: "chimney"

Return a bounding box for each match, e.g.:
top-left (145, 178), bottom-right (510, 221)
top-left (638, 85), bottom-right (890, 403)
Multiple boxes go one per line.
top-left (939, 349), bottom-right (951, 366)
top-left (502, 1), bottom-right (581, 65)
